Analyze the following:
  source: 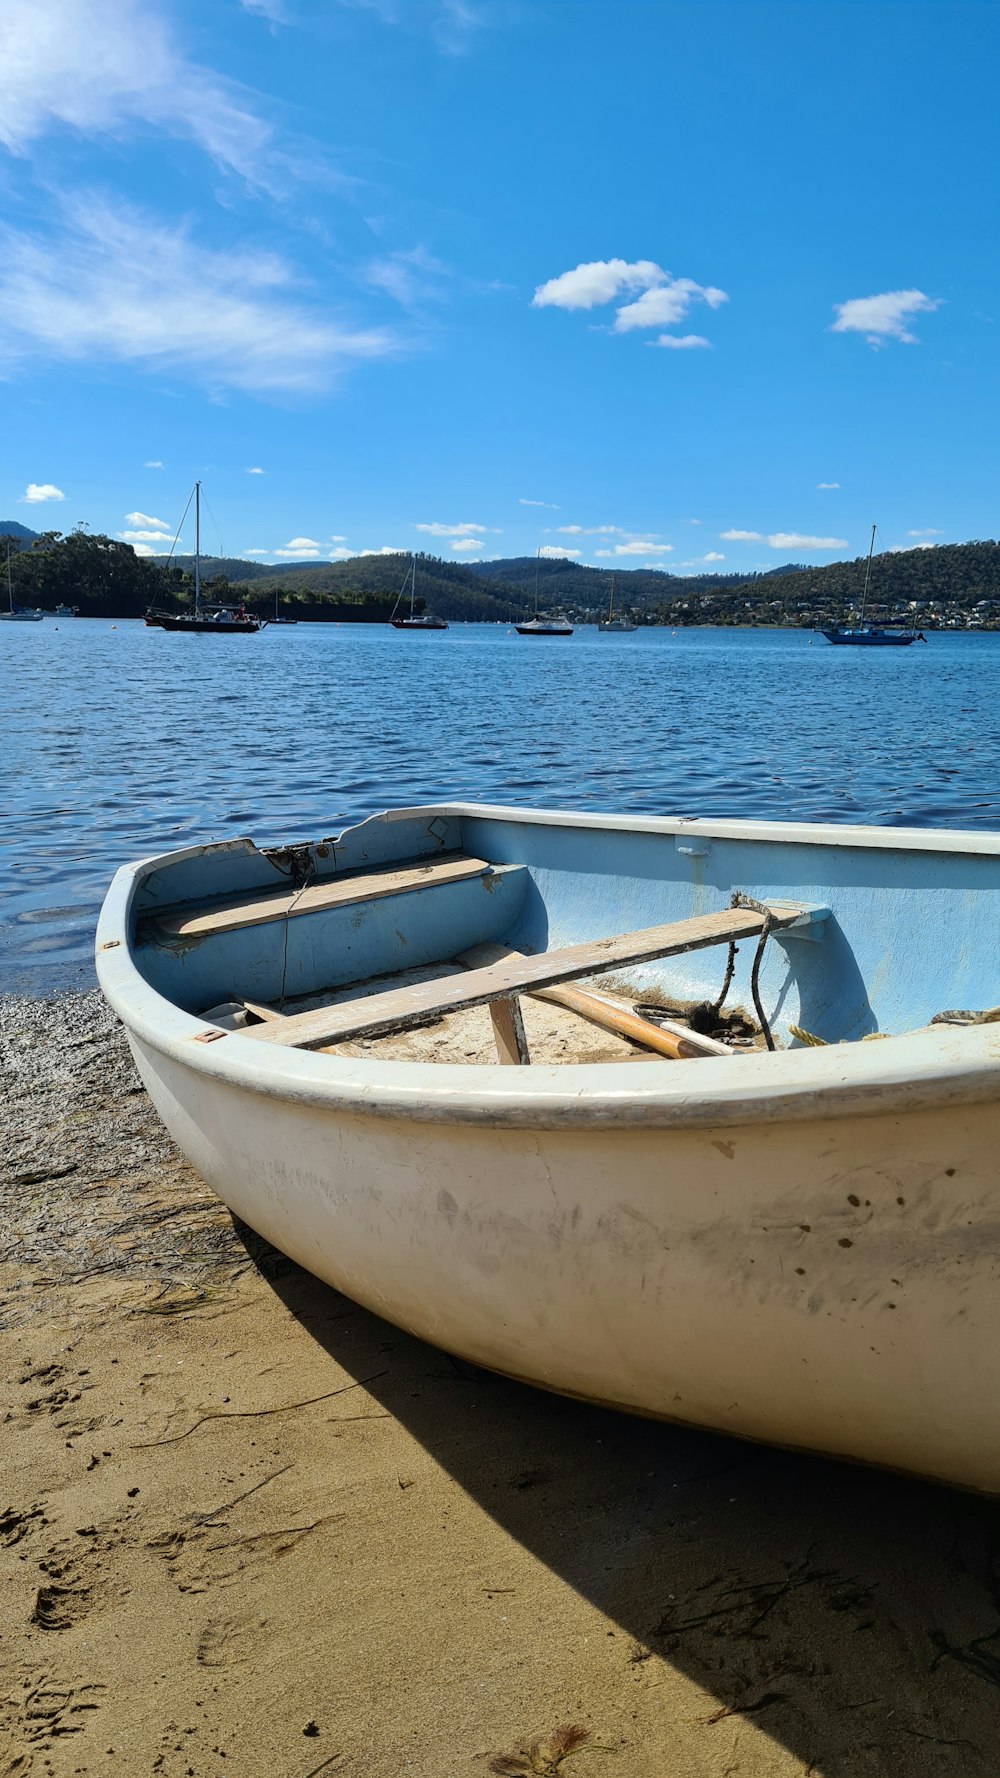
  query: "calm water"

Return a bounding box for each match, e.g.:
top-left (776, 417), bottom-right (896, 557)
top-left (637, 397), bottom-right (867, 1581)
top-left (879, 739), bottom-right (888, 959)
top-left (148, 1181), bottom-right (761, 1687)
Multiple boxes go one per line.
top-left (3, 618), bottom-right (1000, 994)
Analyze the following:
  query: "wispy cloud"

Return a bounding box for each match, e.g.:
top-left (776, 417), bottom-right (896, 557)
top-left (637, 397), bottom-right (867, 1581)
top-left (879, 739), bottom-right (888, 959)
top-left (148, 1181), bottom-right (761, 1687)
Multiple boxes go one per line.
top-left (538, 544), bottom-right (580, 559)
top-left (361, 545), bottom-right (407, 556)
top-left (415, 520), bottom-right (493, 536)
top-left (246, 466), bottom-right (266, 475)
top-left (817, 481), bottom-right (839, 489)
top-left (647, 334), bottom-right (712, 350)
top-left (533, 258), bottom-right (727, 349)
top-left (336, 1), bottom-right (493, 56)
top-left (767, 533), bottom-right (847, 550)
top-left (144, 459), bottom-right (164, 469)
top-left (242, 547), bottom-right (271, 556)
top-left (682, 551), bottom-right (725, 564)
top-left (125, 510), bottom-right (170, 530)
top-left (365, 245), bottom-right (450, 310)
top-left (721, 529), bottom-right (763, 542)
top-left (831, 289), bottom-right (940, 347)
top-left (908, 527), bottom-right (943, 537)
top-left (519, 497), bottom-right (560, 510)
top-left (0, 195), bottom-right (397, 396)
top-left (450, 538), bottom-right (483, 552)
top-left (329, 547), bottom-right (353, 558)
top-left (120, 527), bottom-right (175, 543)
top-left (556, 524), bottom-right (621, 536)
top-left (0, 0), bottom-right (284, 190)
top-left (595, 540), bottom-right (673, 557)
top-left (20, 482), bottom-right (64, 502)
top-left (241, 0), bottom-right (287, 19)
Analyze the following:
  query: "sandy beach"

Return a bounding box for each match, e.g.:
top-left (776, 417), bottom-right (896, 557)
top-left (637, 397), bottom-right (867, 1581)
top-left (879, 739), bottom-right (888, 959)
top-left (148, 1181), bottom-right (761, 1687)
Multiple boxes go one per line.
top-left (3, 990), bottom-right (1000, 1778)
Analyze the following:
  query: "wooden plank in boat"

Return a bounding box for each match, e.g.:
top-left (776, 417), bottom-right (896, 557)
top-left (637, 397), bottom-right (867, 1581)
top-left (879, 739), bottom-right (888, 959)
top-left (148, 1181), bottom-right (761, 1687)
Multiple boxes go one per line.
top-left (147, 852), bottom-right (497, 940)
top-left (242, 902), bottom-right (807, 1051)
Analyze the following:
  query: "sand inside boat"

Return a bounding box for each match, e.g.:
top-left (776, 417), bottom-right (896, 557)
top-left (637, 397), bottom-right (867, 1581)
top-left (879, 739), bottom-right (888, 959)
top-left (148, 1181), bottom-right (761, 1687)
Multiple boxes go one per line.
top-left (219, 963), bottom-right (762, 1066)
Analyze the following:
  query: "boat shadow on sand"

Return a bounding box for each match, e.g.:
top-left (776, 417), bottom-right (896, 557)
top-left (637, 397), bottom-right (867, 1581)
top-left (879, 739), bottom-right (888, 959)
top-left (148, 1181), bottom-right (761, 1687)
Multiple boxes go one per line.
top-left (243, 1229), bottom-right (1000, 1778)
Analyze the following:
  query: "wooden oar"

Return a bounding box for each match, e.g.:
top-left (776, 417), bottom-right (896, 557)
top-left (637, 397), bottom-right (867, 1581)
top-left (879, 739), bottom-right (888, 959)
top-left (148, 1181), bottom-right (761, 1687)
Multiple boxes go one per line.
top-left (455, 943), bottom-right (727, 1060)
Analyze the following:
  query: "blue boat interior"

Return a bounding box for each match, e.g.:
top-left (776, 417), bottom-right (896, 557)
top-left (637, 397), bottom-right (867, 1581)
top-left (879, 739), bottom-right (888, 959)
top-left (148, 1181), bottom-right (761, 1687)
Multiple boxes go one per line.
top-left (130, 807), bottom-right (1000, 1049)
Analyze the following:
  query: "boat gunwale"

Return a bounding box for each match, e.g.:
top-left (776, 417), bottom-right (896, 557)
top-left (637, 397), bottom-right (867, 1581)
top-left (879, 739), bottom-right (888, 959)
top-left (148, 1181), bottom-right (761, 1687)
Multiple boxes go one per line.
top-left (96, 803), bottom-right (1000, 1132)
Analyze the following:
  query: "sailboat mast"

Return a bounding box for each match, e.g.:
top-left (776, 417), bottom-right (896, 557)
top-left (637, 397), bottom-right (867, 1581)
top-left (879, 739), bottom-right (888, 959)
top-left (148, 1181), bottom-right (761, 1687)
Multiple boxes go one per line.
top-left (6, 542), bottom-right (12, 614)
top-left (410, 553), bottom-right (416, 618)
top-left (858, 523), bottom-right (876, 626)
top-left (534, 547), bottom-right (540, 618)
top-left (194, 481), bottom-right (202, 617)
top-left (608, 573), bottom-right (616, 622)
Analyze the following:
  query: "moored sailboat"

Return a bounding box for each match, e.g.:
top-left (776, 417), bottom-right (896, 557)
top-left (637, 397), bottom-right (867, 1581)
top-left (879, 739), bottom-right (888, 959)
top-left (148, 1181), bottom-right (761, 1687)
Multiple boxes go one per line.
top-left (821, 525), bottom-right (926, 647)
top-left (389, 555), bottom-right (448, 630)
top-left (0, 540), bottom-right (44, 621)
top-left (597, 572), bottom-right (636, 633)
top-left (146, 483), bottom-right (263, 634)
top-left (515, 548), bottom-right (574, 636)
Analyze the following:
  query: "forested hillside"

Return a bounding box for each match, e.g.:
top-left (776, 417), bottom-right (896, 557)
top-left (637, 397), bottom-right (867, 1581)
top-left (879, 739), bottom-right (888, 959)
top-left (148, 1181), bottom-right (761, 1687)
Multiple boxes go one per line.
top-left (5, 526), bottom-right (1000, 629)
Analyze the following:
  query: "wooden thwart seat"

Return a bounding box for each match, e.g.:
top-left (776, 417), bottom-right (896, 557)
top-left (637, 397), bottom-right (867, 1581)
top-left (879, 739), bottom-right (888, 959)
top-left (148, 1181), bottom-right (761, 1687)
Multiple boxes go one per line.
top-left (241, 901), bottom-right (812, 1053)
top-left (146, 852), bottom-right (500, 941)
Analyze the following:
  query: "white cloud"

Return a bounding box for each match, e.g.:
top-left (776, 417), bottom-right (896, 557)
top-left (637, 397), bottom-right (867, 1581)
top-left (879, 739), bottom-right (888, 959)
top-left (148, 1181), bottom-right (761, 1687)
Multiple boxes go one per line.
top-left (128, 542), bottom-right (158, 557)
top-left (519, 497), bottom-right (560, 509)
top-left (908, 528), bottom-right (943, 537)
top-left (648, 333), bottom-right (712, 350)
top-left (0, 0), bottom-right (282, 190)
top-left (721, 529), bottom-right (763, 542)
top-left (415, 521), bottom-right (490, 536)
top-left (450, 538), bottom-right (483, 552)
top-left (361, 546), bottom-right (407, 556)
top-left (615, 282), bottom-right (727, 332)
top-left (246, 466), bottom-right (266, 475)
top-left (21, 482), bottom-right (65, 502)
top-left (596, 541), bottom-right (673, 557)
top-left (817, 481), bottom-right (840, 489)
top-left (333, 0), bottom-right (489, 57)
top-left (683, 518), bottom-right (702, 525)
top-left (0, 196), bottom-right (396, 396)
top-left (241, 0), bottom-right (286, 18)
top-left (767, 533), bottom-right (847, 550)
top-left (556, 524), bottom-right (621, 536)
top-left (831, 289), bottom-right (940, 347)
top-left (699, 552), bottom-right (726, 562)
top-left (242, 548), bottom-right (271, 556)
top-left (275, 536), bottom-right (322, 557)
top-left (328, 547), bottom-right (353, 558)
top-left (533, 259), bottom-right (666, 311)
top-left (330, 534), bottom-right (347, 542)
top-left (533, 259), bottom-right (727, 348)
top-left (125, 510), bottom-right (170, 530)
top-left (120, 527), bottom-right (176, 544)
top-left (538, 544), bottom-right (581, 559)
top-left (144, 459), bottom-right (163, 468)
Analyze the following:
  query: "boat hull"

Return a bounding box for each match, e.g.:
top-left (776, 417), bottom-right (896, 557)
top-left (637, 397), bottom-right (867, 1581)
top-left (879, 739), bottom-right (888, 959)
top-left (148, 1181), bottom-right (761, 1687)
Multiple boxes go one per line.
top-left (820, 628), bottom-right (919, 646)
top-left (121, 1026), bottom-right (1000, 1491)
top-left (97, 803), bottom-right (1000, 1491)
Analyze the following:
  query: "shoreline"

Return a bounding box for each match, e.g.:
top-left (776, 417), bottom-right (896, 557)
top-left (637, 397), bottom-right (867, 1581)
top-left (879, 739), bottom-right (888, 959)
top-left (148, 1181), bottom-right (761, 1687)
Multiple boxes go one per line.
top-left (3, 991), bottom-right (1000, 1775)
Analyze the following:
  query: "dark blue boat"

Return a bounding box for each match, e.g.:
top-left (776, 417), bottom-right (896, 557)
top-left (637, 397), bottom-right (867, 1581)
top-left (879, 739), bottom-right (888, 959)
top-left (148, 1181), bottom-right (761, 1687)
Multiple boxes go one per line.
top-left (819, 524), bottom-right (926, 646)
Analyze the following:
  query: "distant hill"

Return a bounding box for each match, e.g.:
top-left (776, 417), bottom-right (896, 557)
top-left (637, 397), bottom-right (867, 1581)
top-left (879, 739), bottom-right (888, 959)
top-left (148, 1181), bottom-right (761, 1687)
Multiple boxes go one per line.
top-left (0, 520), bottom-right (41, 546)
top-left (12, 531), bottom-right (1000, 628)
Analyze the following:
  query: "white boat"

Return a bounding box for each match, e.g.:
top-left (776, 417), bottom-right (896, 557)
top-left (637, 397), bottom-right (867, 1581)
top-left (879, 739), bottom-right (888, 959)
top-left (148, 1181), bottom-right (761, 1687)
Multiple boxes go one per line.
top-left (516, 548), bottom-right (573, 636)
top-left (0, 539), bottom-right (44, 621)
top-left (97, 803), bottom-right (1000, 1492)
top-left (597, 573), bottom-right (636, 632)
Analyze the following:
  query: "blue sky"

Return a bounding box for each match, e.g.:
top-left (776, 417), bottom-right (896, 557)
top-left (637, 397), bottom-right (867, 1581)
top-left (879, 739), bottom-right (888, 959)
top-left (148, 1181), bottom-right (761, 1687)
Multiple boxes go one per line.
top-left (0, 0), bottom-right (996, 573)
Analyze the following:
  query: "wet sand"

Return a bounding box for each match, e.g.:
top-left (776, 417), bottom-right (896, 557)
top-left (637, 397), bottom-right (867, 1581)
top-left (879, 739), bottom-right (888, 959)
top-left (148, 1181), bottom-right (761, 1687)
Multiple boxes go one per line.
top-left (3, 991), bottom-right (1000, 1778)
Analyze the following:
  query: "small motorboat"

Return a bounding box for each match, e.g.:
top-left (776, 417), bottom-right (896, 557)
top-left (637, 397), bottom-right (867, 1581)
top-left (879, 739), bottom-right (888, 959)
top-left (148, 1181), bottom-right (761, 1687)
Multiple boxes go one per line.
top-left (98, 803), bottom-right (1000, 1492)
